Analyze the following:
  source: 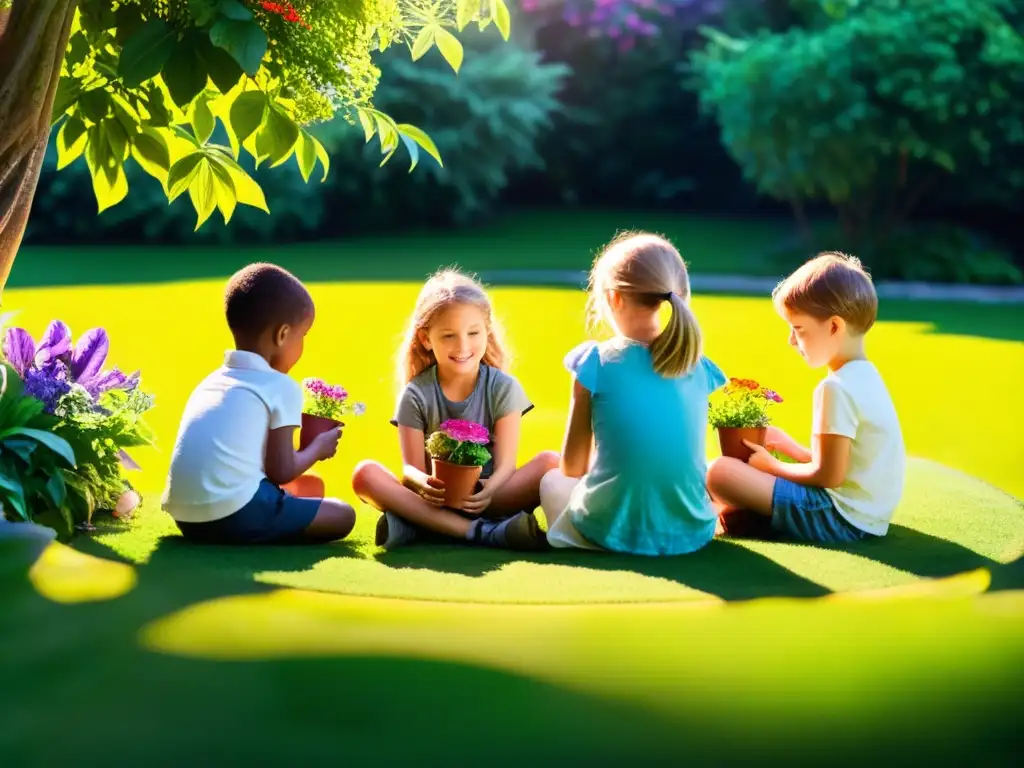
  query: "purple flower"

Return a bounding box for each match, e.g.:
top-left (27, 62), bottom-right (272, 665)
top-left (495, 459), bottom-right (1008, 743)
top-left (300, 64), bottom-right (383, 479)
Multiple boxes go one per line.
top-left (70, 327), bottom-right (110, 384)
top-left (2, 327), bottom-right (35, 376)
top-left (23, 365), bottom-right (72, 414)
top-left (86, 367), bottom-right (139, 397)
top-left (34, 320), bottom-right (71, 368)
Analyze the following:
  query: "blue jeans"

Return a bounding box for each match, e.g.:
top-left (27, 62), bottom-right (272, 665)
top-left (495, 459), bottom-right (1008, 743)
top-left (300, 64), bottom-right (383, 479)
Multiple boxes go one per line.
top-left (771, 478), bottom-right (874, 544)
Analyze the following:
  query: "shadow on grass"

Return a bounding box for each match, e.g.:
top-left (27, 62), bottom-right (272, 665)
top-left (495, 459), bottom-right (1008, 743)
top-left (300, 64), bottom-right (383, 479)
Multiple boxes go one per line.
top-left (845, 523), bottom-right (1002, 578)
top-left (377, 537), bottom-right (832, 601)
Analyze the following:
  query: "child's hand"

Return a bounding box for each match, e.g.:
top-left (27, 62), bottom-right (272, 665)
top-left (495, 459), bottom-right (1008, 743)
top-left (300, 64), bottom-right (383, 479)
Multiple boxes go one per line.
top-left (743, 440), bottom-right (776, 473)
top-left (311, 427), bottom-right (341, 461)
top-left (459, 480), bottom-right (493, 515)
top-left (413, 475), bottom-right (446, 507)
top-left (764, 426), bottom-right (789, 452)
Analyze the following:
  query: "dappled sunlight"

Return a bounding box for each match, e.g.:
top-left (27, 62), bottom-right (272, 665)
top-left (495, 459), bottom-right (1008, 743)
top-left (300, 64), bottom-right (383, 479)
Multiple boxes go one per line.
top-left (139, 583), bottom-right (1024, 731)
top-left (29, 542), bottom-right (137, 604)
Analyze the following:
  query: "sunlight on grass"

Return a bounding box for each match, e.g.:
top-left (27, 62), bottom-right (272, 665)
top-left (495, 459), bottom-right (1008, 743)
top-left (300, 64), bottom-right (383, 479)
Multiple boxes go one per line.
top-left (29, 543), bottom-right (137, 603)
top-left (141, 583), bottom-right (1024, 742)
top-left (5, 280), bottom-right (1021, 499)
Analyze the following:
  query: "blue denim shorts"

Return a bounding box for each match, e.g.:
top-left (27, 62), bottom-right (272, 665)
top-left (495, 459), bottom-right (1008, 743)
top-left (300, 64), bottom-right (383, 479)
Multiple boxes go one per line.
top-left (176, 480), bottom-right (320, 545)
top-left (771, 478), bottom-right (873, 544)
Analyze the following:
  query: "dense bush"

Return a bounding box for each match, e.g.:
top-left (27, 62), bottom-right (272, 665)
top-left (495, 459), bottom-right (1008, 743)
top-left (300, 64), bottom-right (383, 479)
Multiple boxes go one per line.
top-left (691, 0), bottom-right (1024, 246)
top-left (26, 27), bottom-right (568, 242)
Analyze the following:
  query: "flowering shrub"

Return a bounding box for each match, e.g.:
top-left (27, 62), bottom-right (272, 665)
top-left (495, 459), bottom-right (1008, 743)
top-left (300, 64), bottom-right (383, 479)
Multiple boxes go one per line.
top-left (302, 377), bottom-right (365, 421)
top-left (520, 0), bottom-right (727, 51)
top-left (708, 378), bottom-right (783, 429)
top-left (425, 419), bottom-right (491, 467)
top-left (1, 320), bottom-right (155, 530)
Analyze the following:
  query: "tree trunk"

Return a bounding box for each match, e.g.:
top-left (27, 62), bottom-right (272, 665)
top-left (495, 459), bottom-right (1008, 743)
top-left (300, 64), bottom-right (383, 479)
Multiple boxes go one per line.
top-left (0, 0), bottom-right (78, 301)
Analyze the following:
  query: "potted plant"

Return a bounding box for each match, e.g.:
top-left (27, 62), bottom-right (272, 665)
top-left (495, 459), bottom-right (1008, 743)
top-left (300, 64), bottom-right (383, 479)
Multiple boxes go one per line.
top-left (425, 419), bottom-right (492, 508)
top-left (708, 378), bottom-right (783, 462)
top-left (299, 378), bottom-right (365, 450)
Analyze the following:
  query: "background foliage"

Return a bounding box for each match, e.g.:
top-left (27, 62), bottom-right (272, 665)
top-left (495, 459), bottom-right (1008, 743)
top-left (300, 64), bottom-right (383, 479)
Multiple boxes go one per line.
top-left (22, 0), bottom-right (1024, 282)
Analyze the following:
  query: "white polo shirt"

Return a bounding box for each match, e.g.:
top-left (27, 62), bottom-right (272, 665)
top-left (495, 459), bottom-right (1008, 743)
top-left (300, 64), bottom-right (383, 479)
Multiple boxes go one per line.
top-left (162, 350), bottom-right (303, 523)
top-left (813, 360), bottom-right (906, 536)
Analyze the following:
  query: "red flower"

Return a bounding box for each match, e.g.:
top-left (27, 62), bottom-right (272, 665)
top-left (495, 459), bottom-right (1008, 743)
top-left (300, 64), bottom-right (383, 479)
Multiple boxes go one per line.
top-left (260, 1), bottom-right (311, 29)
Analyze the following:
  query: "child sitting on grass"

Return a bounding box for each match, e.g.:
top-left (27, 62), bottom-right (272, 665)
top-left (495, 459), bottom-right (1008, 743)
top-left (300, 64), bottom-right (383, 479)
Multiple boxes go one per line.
top-left (706, 252), bottom-right (905, 543)
top-left (162, 263), bottom-right (356, 544)
top-left (539, 232), bottom-right (727, 555)
top-left (351, 269), bottom-right (556, 551)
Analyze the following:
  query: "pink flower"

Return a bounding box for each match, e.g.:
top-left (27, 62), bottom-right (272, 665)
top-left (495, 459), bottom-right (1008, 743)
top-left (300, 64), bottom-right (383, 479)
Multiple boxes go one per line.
top-left (762, 388), bottom-right (783, 403)
top-left (303, 377), bottom-right (348, 402)
top-left (440, 419), bottom-right (490, 444)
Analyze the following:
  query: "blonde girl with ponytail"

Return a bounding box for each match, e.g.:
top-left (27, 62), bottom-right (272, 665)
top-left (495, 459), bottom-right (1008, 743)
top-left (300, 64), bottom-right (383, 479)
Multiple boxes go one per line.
top-left (539, 233), bottom-right (728, 555)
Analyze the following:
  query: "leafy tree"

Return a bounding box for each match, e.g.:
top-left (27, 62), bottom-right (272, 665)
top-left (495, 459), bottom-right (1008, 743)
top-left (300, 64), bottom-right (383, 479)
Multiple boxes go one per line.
top-left (691, 0), bottom-right (1024, 247)
top-left (0, 0), bottom-right (513, 295)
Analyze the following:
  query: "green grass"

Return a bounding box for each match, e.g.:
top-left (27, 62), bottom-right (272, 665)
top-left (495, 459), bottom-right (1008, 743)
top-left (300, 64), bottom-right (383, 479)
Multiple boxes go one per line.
top-left (2, 264), bottom-right (1023, 764)
top-left (10, 210), bottom-right (800, 289)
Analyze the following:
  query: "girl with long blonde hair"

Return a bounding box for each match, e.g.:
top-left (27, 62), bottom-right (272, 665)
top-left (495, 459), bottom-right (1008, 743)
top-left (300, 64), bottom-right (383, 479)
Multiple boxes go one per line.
top-left (352, 269), bottom-right (557, 550)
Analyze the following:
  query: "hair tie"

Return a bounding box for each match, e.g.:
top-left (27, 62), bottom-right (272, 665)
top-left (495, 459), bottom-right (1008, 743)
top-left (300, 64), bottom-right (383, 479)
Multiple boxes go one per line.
top-left (663, 291), bottom-right (674, 301)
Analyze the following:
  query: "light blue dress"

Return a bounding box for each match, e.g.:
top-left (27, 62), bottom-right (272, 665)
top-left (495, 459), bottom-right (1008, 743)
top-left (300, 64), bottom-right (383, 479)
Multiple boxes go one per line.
top-left (562, 339), bottom-right (727, 556)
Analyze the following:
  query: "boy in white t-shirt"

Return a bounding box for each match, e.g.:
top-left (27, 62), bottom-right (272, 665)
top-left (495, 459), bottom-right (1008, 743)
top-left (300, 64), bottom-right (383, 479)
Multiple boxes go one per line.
top-left (706, 252), bottom-right (905, 543)
top-left (162, 263), bottom-right (356, 544)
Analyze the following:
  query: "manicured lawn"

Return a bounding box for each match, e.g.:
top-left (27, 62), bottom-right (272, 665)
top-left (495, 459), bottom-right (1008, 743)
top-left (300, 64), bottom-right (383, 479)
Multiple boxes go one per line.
top-left (10, 210), bottom-right (801, 289)
top-left (2, 268), bottom-right (1022, 764)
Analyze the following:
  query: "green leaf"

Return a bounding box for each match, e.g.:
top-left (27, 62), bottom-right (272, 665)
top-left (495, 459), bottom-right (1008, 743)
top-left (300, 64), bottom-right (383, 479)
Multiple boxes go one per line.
top-left (357, 110), bottom-right (375, 143)
top-left (224, 166), bottom-right (269, 212)
top-left (253, 106), bottom-right (299, 168)
top-left (209, 19), bottom-right (267, 77)
top-left (396, 123), bottom-right (443, 168)
top-left (229, 90), bottom-right (266, 153)
top-left (0, 468), bottom-right (23, 499)
top-left (311, 134), bottom-right (330, 182)
top-left (199, 37), bottom-right (245, 93)
top-left (104, 118), bottom-right (130, 161)
top-left (191, 94), bottom-right (216, 144)
top-left (131, 127), bottom-right (172, 187)
top-left (399, 132), bottom-right (420, 172)
top-left (66, 31), bottom-right (91, 68)
top-left (167, 152), bottom-right (205, 201)
top-left (411, 26), bottom-right (436, 61)
top-left (52, 77), bottom-right (82, 122)
top-left (0, 428), bottom-right (76, 467)
top-left (79, 89), bottom-right (110, 122)
top-left (44, 472), bottom-right (67, 510)
top-left (296, 130), bottom-right (316, 182)
top-left (118, 19), bottom-right (177, 87)
top-left (162, 38), bottom-right (210, 107)
top-left (187, 161), bottom-right (218, 230)
top-left (3, 439), bottom-right (36, 462)
top-left (84, 125), bottom-right (129, 213)
top-left (492, 0), bottom-right (511, 41)
top-left (217, 0), bottom-right (253, 21)
top-left (209, 159), bottom-right (237, 223)
top-left (56, 116), bottom-right (88, 170)
top-left (434, 28), bottom-right (464, 73)
top-left (2, 487), bottom-right (28, 521)
top-left (456, 0), bottom-right (476, 31)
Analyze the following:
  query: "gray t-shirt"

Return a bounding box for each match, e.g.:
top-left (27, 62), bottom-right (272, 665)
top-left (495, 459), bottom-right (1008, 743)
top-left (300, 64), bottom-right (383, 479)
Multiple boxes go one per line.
top-left (391, 364), bottom-right (533, 478)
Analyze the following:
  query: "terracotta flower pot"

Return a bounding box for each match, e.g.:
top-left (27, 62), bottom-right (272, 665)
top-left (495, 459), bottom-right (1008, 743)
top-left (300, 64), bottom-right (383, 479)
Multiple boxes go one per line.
top-left (431, 458), bottom-right (482, 509)
top-left (299, 413), bottom-right (344, 451)
top-left (717, 426), bottom-right (768, 463)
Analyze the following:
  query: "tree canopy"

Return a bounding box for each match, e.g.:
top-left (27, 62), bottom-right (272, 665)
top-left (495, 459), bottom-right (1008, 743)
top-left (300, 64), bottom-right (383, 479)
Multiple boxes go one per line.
top-left (27, 0), bottom-right (513, 231)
